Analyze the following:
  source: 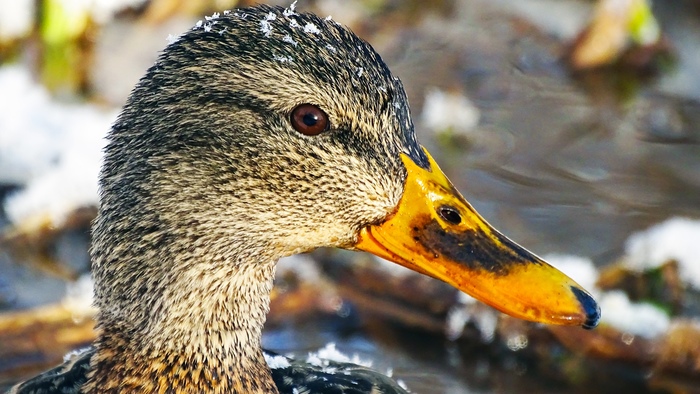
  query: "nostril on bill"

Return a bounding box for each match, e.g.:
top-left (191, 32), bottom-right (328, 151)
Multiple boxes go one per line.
top-left (438, 205), bottom-right (462, 225)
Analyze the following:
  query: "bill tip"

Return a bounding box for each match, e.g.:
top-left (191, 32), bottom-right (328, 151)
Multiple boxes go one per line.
top-left (571, 286), bottom-right (601, 329)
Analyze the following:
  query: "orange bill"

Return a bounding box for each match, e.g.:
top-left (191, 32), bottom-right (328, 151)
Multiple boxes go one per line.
top-left (354, 148), bottom-right (600, 329)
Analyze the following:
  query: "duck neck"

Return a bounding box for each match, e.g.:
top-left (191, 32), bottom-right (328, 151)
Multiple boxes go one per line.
top-left (87, 246), bottom-right (280, 393)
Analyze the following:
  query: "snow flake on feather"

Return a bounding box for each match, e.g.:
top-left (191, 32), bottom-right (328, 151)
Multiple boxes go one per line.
top-left (165, 34), bottom-right (179, 45)
top-left (193, 13), bottom-right (219, 33)
top-left (273, 54), bottom-right (294, 63)
top-left (284, 1), bottom-right (298, 17)
top-left (283, 34), bottom-right (298, 47)
top-left (260, 12), bottom-right (277, 37)
top-left (304, 22), bottom-right (320, 34)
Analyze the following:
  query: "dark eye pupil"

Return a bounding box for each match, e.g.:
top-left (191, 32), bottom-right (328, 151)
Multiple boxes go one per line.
top-left (303, 112), bottom-right (318, 126)
top-left (438, 206), bottom-right (462, 225)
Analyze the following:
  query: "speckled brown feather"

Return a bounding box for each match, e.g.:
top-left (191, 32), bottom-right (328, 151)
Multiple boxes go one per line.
top-left (11, 5), bottom-right (422, 394)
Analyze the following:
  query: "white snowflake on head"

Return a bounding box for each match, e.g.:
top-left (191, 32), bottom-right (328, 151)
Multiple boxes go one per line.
top-left (166, 34), bottom-right (179, 45)
top-left (273, 54), bottom-right (294, 63)
top-left (260, 11), bottom-right (278, 37)
top-left (283, 1), bottom-right (298, 17)
top-left (304, 23), bottom-right (320, 34)
top-left (283, 34), bottom-right (298, 47)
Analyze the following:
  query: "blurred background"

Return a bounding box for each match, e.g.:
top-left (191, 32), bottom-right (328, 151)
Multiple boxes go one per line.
top-left (1, 0), bottom-right (699, 392)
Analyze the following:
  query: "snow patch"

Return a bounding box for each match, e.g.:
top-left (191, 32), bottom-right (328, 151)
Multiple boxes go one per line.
top-left (0, 66), bottom-right (114, 228)
top-left (306, 343), bottom-right (373, 370)
top-left (599, 290), bottom-right (669, 338)
top-left (0, 0), bottom-right (33, 40)
top-left (264, 352), bottom-right (291, 369)
top-left (62, 274), bottom-right (95, 315)
top-left (625, 217), bottom-right (700, 289)
top-left (421, 88), bottom-right (480, 135)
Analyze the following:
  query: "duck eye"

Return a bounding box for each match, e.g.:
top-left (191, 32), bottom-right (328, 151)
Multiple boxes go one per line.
top-left (290, 104), bottom-right (329, 136)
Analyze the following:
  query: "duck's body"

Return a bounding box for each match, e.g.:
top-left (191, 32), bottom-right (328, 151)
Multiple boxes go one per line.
top-left (11, 4), bottom-right (599, 394)
top-left (10, 348), bottom-right (407, 393)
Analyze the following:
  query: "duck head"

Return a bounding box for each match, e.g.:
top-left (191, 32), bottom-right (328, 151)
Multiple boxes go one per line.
top-left (88, 4), bottom-right (598, 391)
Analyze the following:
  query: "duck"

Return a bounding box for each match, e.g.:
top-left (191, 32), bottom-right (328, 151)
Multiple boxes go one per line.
top-left (9, 4), bottom-right (600, 394)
